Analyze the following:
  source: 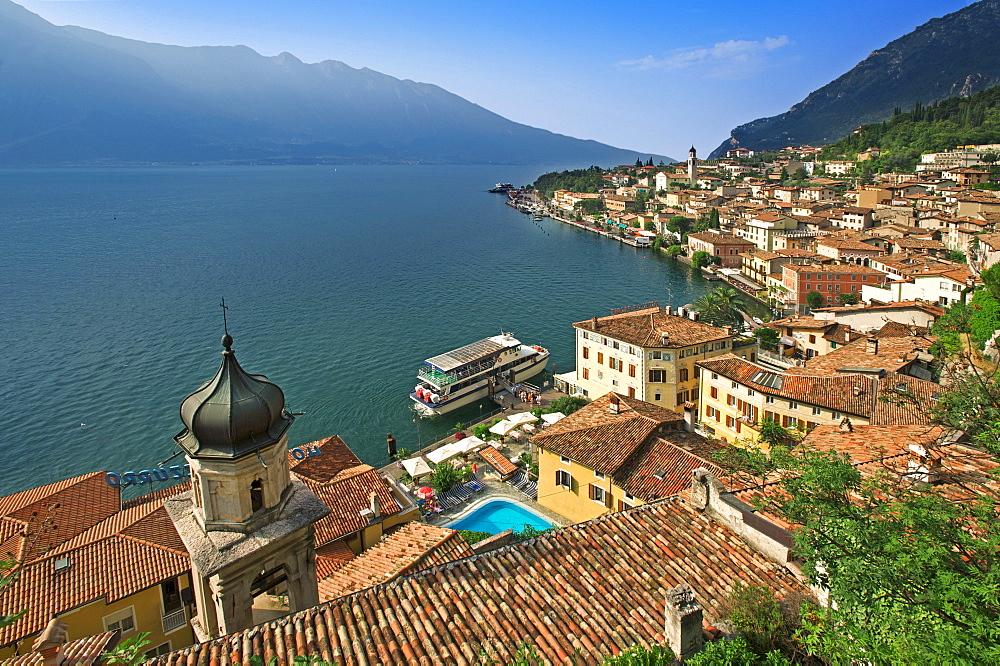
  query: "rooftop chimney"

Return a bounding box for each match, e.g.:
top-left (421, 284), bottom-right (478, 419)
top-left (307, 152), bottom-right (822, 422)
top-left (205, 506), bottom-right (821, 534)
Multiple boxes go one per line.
top-left (664, 584), bottom-right (705, 661)
top-left (609, 394), bottom-right (621, 414)
top-left (369, 490), bottom-right (382, 519)
top-left (661, 331), bottom-right (670, 345)
top-left (907, 444), bottom-right (942, 484)
top-left (838, 417), bottom-right (854, 433)
top-left (592, 315), bottom-right (599, 330)
top-left (866, 337), bottom-right (879, 354)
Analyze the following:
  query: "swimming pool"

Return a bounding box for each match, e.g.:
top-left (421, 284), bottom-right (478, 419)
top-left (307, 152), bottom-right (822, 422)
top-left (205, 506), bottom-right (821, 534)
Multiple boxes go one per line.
top-left (445, 499), bottom-right (554, 534)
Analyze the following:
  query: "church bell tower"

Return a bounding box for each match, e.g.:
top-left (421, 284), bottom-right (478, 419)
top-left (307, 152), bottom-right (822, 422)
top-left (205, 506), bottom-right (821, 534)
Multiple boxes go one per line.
top-left (688, 146), bottom-right (697, 187)
top-left (165, 330), bottom-right (329, 641)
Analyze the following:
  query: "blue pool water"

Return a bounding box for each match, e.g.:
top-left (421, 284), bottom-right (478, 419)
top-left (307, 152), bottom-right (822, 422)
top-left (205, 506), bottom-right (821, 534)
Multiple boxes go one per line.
top-left (446, 499), bottom-right (554, 534)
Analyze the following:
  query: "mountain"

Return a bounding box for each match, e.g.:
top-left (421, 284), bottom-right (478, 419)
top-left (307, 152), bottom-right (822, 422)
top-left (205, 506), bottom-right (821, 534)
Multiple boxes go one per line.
top-left (710, 0), bottom-right (1000, 158)
top-left (0, 1), bottom-right (670, 166)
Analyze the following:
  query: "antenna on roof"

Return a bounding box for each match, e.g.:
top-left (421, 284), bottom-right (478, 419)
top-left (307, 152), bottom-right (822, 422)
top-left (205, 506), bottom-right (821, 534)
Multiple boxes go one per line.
top-left (220, 297), bottom-right (230, 336)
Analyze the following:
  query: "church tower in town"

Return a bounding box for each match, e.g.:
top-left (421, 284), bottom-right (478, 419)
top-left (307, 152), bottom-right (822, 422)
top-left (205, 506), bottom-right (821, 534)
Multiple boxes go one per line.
top-left (688, 146), bottom-right (697, 187)
top-left (165, 329), bottom-right (329, 640)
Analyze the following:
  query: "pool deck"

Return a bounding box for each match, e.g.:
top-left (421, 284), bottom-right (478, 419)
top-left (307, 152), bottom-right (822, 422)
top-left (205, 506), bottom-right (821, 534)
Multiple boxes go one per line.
top-left (378, 383), bottom-right (572, 530)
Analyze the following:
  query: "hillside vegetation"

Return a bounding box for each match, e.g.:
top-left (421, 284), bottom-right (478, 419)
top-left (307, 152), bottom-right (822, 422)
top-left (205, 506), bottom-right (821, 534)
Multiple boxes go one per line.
top-left (711, 0), bottom-right (1000, 157)
top-left (819, 85), bottom-right (1000, 172)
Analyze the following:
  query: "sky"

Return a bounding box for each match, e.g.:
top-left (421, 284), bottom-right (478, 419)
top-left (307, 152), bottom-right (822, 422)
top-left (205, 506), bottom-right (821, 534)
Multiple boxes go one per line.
top-left (17, 0), bottom-right (975, 160)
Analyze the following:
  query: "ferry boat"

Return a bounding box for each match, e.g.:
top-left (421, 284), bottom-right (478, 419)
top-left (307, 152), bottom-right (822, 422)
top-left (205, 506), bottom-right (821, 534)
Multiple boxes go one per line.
top-left (489, 183), bottom-right (514, 193)
top-left (411, 333), bottom-right (549, 416)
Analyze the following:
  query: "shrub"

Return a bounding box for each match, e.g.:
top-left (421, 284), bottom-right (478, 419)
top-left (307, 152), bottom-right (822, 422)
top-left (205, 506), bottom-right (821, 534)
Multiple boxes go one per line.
top-left (691, 250), bottom-right (712, 269)
top-left (546, 395), bottom-right (588, 415)
top-left (458, 530), bottom-right (492, 545)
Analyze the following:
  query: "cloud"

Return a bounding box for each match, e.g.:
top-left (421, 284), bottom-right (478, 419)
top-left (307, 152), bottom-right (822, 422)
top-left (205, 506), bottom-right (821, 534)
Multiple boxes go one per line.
top-left (618, 35), bottom-right (790, 79)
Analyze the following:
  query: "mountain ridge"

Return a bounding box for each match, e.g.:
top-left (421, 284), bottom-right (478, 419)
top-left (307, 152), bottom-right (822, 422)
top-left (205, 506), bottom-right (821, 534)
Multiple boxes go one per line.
top-left (710, 0), bottom-right (1000, 158)
top-left (0, 0), bottom-right (672, 166)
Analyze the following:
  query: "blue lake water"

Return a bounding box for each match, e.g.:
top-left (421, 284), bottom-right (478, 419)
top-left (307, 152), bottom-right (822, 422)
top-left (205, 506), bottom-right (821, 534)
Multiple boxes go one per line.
top-left (1, 165), bottom-right (717, 496)
top-left (445, 499), bottom-right (554, 534)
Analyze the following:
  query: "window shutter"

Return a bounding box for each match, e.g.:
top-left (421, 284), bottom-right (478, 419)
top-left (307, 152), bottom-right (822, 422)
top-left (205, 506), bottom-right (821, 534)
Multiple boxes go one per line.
top-left (588, 484), bottom-right (596, 500)
top-left (606, 490), bottom-right (614, 508)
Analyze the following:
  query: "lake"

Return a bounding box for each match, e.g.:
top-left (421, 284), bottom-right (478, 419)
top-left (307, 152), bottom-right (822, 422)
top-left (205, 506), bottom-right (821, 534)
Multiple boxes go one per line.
top-left (0, 165), bottom-right (718, 496)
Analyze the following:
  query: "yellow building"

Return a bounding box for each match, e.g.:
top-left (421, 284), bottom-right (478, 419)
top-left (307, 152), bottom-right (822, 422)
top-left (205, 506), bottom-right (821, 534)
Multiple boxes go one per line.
top-left (0, 473), bottom-right (196, 661)
top-left (565, 305), bottom-right (756, 417)
top-left (0, 435), bottom-right (419, 661)
top-left (695, 353), bottom-right (937, 446)
top-left (532, 393), bottom-right (724, 524)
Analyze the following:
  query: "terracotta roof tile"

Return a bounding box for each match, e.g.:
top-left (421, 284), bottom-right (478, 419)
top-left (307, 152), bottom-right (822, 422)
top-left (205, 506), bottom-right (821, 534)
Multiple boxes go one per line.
top-left (2, 630), bottom-right (121, 665)
top-left (154, 498), bottom-right (813, 665)
top-left (573, 307), bottom-right (730, 349)
top-left (301, 467), bottom-right (402, 546)
top-left (314, 540), bottom-right (356, 579)
top-left (785, 334), bottom-right (934, 377)
top-left (697, 354), bottom-right (936, 425)
top-left (478, 445), bottom-right (518, 477)
top-left (318, 523), bottom-right (474, 602)
top-left (0, 497), bottom-right (188, 648)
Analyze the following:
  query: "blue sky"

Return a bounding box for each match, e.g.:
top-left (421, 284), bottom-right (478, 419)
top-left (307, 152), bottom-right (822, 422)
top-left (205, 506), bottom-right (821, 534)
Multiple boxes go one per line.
top-left (18, 0), bottom-right (974, 159)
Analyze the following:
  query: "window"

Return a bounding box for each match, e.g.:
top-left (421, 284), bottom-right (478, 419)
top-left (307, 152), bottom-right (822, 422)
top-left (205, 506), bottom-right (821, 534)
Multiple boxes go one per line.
top-left (628, 386), bottom-right (636, 398)
top-left (812, 407), bottom-right (822, 416)
top-left (613, 340), bottom-right (620, 350)
top-left (705, 406), bottom-right (716, 418)
top-left (765, 396), bottom-right (775, 404)
top-left (679, 368), bottom-right (689, 382)
top-left (560, 455), bottom-right (572, 465)
top-left (831, 411), bottom-right (841, 420)
top-left (726, 394), bottom-right (736, 406)
top-left (594, 471), bottom-right (607, 481)
top-left (161, 578), bottom-right (183, 614)
top-left (611, 379), bottom-right (619, 386)
top-left (589, 484), bottom-right (608, 505)
top-left (654, 393), bottom-right (661, 401)
top-left (250, 479), bottom-right (264, 513)
top-left (597, 352), bottom-right (604, 364)
top-left (628, 364), bottom-right (636, 378)
top-left (691, 386), bottom-right (699, 400)
top-left (649, 351), bottom-right (661, 360)
top-left (726, 415), bottom-right (735, 428)
top-left (710, 386), bottom-right (718, 399)
top-left (582, 368), bottom-right (589, 380)
top-left (582, 347), bottom-right (589, 359)
top-left (145, 644), bottom-right (172, 659)
top-left (809, 335), bottom-right (816, 344)
top-left (556, 470), bottom-right (573, 488)
top-left (731, 381), bottom-right (738, 389)
top-left (789, 401), bottom-right (798, 409)
top-left (711, 373), bottom-right (718, 380)
top-left (747, 389), bottom-right (755, 397)
top-left (104, 607), bottom-right (136, 635)
top-left (676, 391), bottom-right (689, 406)
top-left (648, 369), bottom-right (667, 383)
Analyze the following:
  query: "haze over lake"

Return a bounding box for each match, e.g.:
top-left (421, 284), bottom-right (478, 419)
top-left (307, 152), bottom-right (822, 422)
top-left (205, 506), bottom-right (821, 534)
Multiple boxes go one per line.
top-left (1, 165), bottom-right (718, 496)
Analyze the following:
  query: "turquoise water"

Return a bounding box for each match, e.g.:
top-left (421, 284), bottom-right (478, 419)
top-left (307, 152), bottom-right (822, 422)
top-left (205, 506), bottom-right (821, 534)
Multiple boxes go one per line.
top-left (446, 499), bottom-right (553, 534)
top-left (1, 165), bottom-right (718, 496)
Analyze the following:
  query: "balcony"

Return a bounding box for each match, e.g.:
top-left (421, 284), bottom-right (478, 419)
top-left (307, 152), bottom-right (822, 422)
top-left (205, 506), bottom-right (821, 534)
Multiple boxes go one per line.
top-left (161, 608), bottom-right (187, 634)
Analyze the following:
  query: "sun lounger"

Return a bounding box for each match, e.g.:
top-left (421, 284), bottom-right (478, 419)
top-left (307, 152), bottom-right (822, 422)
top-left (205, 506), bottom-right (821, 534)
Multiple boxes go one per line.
top-left (520, 480), bottom-right (538, 500)
top-left (465, 478), bottom-right (485, 492)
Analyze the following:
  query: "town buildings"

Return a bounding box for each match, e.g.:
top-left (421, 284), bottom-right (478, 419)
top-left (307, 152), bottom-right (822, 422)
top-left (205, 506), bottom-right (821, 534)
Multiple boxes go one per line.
top-left (561, 305), bottom-right (757, 418)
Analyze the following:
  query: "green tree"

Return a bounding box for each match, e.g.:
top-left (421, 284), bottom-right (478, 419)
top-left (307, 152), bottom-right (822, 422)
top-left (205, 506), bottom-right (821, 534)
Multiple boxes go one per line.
top-left (947, 250), bottom-right (967, 263)
top-left (836, 292), bottom-right (859, 305)
top-left (643, 219), bottom-right (656, 232)
top-left (805, 290), bottom-right (823, 311)
top-left (575, 198), bottom-right (604, 215)
top-left (757, 444), bottom-right (1000, 664)
top-left (753, 326), bottom-right (780, 351)
top-left (651, 236), bottom-right (662, 252)
top-left (547, 395), bottom-right (589, 415)
top-left (757, 420), bottom-right (796, 448)
top-left (693, 286), bottom-right (746, 328)
top-left (666, 215), bottom-right (691, 236)
top-left (666, 244), bottom-right (682, 258)
top-left (429, 462), bottom-right (461, 493)
top-left (708, 207), bottom-right (720, 229)
top-left (691, 250), bottom-right (713, 269)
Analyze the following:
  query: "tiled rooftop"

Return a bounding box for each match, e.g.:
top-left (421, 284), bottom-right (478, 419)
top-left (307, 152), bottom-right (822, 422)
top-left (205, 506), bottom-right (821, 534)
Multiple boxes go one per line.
top-left (698, 354), bottom-right (937, 425)
top-left (153, 497), bottom-right (812, 665)
top-left (318, 522), bottom-right (475, 602)
top-left (573, 307), bottom-right (731, 348)
top-left (290, 437), bottom-right (404, 546)
top-left (533, 394), bottom-right (719, 501)
top-left (2, 630), bottom-right (121, 665)
top-left (785, 333), bottom-right (934, 377)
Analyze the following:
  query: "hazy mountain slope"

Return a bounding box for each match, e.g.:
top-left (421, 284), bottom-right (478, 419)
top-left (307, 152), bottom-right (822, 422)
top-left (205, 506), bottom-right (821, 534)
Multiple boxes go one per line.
top-left (0, 0), bottom-right (669, 165)
top-left (710, 0), bottom-right (1000, 158)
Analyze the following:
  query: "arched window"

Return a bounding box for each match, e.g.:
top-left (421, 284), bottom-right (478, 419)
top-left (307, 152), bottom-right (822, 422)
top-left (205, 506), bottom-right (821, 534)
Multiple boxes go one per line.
top-left (250, 479), bottom-right (264, 513)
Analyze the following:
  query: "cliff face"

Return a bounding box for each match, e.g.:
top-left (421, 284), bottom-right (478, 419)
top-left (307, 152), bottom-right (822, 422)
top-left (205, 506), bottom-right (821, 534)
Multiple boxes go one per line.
top-left (710, 0), bottom-right (1000, 158)
top-left (0, 0), bottom-right (668, 165)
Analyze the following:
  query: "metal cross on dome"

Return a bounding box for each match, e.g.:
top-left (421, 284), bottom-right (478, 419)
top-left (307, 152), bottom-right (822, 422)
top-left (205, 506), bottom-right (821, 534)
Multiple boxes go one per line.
top-left (220, 297), bottom-right (230, 335)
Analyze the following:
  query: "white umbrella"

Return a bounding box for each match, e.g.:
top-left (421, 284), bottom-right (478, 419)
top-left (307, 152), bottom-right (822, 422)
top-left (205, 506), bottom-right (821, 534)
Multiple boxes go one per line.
top-left (507, 412), bottom-right (539, 426)
top-left (427, 442), bottom-right (464, 465)
top-left (541, 412), bottom-right (566, 425)
top-left (401, 456), bottom-right (433, 479)
top-left (489, 419), bottom-right (520, 436)
top-left (456, 435), bottom-right (487, 454)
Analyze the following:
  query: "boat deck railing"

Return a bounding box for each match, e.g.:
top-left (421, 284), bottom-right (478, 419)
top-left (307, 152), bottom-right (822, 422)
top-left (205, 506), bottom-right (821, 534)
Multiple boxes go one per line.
top-left (418, 357), bottom-right (498, 386)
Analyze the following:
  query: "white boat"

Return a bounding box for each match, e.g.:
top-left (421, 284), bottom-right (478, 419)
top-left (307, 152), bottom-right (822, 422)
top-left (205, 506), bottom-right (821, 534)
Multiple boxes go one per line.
top-left (411, 333), bottom-right (549, 416)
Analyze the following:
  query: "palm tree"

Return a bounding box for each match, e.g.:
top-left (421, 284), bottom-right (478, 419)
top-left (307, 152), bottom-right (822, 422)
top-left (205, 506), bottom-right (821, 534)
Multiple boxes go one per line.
top-left (693, 286), bottom-right (745, 329)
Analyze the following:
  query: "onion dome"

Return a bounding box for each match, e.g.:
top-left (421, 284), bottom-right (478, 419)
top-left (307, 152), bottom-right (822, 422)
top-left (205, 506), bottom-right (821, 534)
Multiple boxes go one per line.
top-left (174, 334), bottom-right (294, 458)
